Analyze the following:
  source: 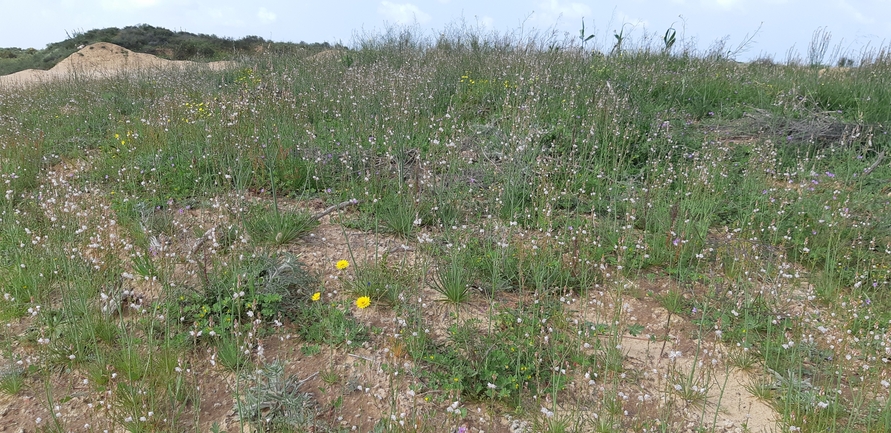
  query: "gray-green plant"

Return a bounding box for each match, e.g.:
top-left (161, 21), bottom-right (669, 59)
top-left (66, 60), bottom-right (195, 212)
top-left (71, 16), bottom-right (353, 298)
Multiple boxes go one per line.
top-left (236, 362), bottom-right (321, 431)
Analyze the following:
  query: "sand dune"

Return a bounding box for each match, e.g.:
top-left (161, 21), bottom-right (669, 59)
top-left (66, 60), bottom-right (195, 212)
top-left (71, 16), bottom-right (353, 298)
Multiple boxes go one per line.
top-left (0, 42), bottom-right (237, 88)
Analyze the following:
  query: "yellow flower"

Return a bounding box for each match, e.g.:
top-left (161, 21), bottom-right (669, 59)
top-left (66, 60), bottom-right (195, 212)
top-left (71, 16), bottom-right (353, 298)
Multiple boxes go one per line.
top-left (311, 292), bottom-right (321, 302)
top-left (336, 260), bottom-right (350, 270)
top-left (355, 296), bottom-right (370, 309)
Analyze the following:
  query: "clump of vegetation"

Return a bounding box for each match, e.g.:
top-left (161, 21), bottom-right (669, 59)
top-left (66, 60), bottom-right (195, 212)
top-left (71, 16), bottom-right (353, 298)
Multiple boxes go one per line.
top-left (236, 362), bottom-right (323, 431)
top-left (175, 252), bottom-right (319, 338)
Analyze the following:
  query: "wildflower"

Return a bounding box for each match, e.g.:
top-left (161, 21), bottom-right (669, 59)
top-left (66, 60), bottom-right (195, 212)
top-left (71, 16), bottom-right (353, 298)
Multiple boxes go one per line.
top-left (311, 292), bottom-right (321, 301)
top-left (356, 296), bottom-right (371, 309)
top-left (336, 260), bottom-right (350, 270)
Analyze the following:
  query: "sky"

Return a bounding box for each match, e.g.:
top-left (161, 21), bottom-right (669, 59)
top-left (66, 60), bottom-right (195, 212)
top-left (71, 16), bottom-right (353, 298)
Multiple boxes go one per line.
top-left (1, 0), bottom-right (889, 63)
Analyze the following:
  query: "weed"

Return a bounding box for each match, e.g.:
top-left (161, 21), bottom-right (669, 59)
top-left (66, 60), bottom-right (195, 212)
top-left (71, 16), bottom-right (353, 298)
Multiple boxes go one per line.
top-left (378, 193), bottom-right (424, 238)
top-left (0, 363), bottom-right (25, 395)
top-left (236, 362), bottom-right (321, 431)
top-left (244, 204), bottom-right (319, 245)
top-left (431, 256), bottom-right (471, 306)
top-left (348, 260), bottom-right (411, 305)
top-left (217, 333), bottom-right (251, 371)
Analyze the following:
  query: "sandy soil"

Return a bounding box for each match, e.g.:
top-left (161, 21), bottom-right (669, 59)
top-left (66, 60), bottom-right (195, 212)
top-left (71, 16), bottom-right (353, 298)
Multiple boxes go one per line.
top-left (0, 42), bottom-right (237, 88)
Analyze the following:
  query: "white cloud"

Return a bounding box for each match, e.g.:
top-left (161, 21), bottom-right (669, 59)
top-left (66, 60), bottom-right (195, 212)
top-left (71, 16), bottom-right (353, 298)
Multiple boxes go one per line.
top-left (378, 1), bottom-right (432, 24)
top-left (206, 7), bottom-right (245, 27)
top-left (712, 0), bottom-right (741, 9)
top-left (477, 15), bottom-right (494, 29)
top-left (257, 7), bottom-right (277, 24)
top-left (536, 0), bottom-right (592, 23)
top-left (615, 12), bottom-right (648, 29)
top-left (100, 0), bottom-right (161, 10)
top-left (835, 0), bottom-right (873, 24)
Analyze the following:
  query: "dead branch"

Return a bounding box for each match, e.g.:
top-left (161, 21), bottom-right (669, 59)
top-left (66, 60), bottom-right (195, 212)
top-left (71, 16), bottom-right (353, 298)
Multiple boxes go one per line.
top-left (312, 199), bottom-right (361, 221)
top-left (862, 150), bottom-right (886, 177)
top-left (189, 226), bottom-right (217, 256)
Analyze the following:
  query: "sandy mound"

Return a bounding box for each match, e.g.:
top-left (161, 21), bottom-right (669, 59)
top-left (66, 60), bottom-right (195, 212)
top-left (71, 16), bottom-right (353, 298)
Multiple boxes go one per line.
top-left (0, 42), bottom-right (237, 88)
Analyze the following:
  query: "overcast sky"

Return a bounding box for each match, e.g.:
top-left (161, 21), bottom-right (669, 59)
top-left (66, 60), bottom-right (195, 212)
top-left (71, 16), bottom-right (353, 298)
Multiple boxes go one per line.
top-left (1, 0), bottom-right (889, 62)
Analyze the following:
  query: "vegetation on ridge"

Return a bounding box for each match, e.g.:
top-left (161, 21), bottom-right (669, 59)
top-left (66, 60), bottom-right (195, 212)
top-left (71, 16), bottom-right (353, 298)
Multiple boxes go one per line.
top-left (0, 23), bottom-right (340, 75)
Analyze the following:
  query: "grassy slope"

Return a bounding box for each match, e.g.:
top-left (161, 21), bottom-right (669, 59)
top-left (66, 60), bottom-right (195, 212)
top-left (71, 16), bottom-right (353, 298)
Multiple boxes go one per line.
top-left (1, 29), bottom-right (890, 432)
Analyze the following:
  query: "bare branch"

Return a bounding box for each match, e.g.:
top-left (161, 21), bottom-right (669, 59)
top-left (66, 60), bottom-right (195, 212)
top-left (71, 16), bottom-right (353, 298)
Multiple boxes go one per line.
top-left (312, 199), bottom-right (362, 221)
top-left (862, 150), bottom-right (886, 177)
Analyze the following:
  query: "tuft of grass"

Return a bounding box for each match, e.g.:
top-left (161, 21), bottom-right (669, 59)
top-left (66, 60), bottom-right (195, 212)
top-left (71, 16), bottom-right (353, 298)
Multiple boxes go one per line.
top-left (431, 256), bottom-right (472, 306)
top-left (347, 260), bottom-right (412, 305)
top-left (0, 364), bottom-right (25, 395)
top-left (244, 204), bottom-right (319, 245)
top-left (217, 333), bottom-right (251, 371)
top-left (378, 193), bottom-right (425, 238)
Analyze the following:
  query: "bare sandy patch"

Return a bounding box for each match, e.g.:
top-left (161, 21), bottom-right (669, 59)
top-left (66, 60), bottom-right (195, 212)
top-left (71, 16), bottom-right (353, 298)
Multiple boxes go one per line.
top-left (0, 43), bottom-right (237, 88)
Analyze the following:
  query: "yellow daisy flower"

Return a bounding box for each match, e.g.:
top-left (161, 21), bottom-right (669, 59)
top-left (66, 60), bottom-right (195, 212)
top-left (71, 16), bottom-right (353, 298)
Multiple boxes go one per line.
top-left (355, 296), bottom-right (370, 309)
top-left (336, 260), bottom-right (350, 270)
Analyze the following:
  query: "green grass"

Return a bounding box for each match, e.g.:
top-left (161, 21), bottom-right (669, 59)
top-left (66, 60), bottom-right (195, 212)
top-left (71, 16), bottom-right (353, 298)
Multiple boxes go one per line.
top-left (2, 23), bottom-right (891, 432)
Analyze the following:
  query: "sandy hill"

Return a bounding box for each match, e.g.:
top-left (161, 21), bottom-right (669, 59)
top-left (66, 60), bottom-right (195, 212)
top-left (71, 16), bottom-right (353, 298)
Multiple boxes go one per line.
top-left (0, 42), bottom-right (236, 88)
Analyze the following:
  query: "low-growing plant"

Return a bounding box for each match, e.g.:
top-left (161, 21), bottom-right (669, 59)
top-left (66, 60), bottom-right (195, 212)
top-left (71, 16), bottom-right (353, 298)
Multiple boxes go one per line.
top-left (347, 260), bottom-right (412, 305)
top-left (243, 204), bottom-right (319, 245)
top-left (0, 363), bottom-right (25, 395)
top-left (377, 193), bottom-right (426, 238)
top-left (290, 300), bottom-right (367, 347)
top-left (177, 253), bottom-right (318, 338)
top-left (236, 362), bottom-right (322, 431)
top-left (462, 234), bottom-right (521, 294)
top-left (217, 332), bottom-right (251, 371)
top-left (407, 302), bottom-right (583, 405)
top-left (431, 255), bottom-right (472, 306)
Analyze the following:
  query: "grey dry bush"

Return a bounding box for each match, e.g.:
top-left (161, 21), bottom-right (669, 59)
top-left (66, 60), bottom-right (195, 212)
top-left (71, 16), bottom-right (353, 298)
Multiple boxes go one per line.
top-left (260, 252), bottom-right (320, 319)
top-left (236, 362), bottom-right (322, 431)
